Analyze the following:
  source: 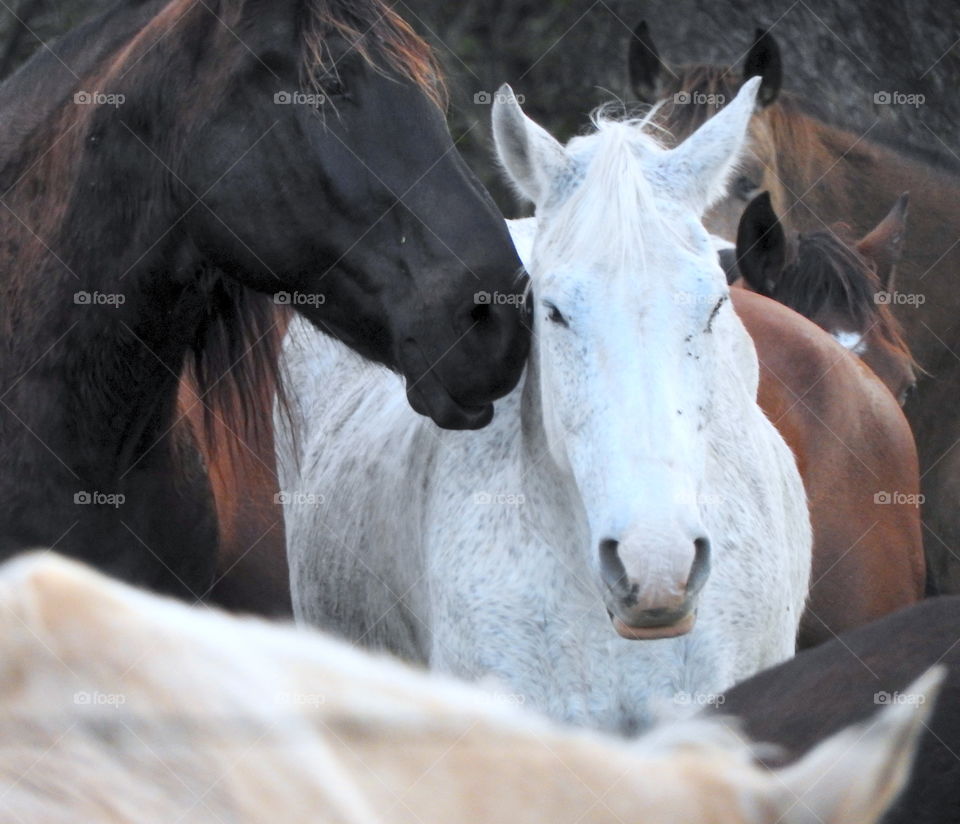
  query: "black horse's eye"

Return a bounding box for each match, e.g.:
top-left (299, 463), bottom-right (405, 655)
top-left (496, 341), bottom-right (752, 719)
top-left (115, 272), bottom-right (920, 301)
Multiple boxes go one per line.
top-left (544, 302), bottom-right (568, 326)
top-left (734, 175), bottom-right (759, 200)
top-left (322, 74), bottom-right (346, 97)
top-left (901, 383), bottom-right (917, 405)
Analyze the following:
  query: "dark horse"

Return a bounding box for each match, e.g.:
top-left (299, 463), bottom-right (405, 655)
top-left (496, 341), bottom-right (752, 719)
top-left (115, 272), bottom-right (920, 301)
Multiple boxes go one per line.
top-left (630, 21), bottom-right (960, 594)
top-left (731, 191), bottom-right (917, 406)
top-left (0, 0), bottom-right (530, 600)
top-left (716, 596), bottom-right (960, 824)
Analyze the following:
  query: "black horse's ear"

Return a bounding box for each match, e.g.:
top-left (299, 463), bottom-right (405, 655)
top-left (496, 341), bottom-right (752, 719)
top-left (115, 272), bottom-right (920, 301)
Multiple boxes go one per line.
top-left (857, 192), bottom-right (909, 293)
top-left (736, 192), bottom-right (787, 295)
top-left (743, 28), bottom-right (782, 107)
top-left (628, 20), bottom-right (664, 103)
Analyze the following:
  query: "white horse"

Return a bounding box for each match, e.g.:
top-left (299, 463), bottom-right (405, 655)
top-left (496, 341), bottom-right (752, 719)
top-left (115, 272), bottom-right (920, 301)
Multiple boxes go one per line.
top-left (278, 78), bottom-right (812, 733)
top-left (0, 553), bottom-right (934, 824)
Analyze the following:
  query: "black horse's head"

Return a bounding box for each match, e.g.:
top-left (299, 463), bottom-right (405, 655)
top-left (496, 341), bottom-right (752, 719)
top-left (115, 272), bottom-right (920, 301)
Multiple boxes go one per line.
top-left (111, 0), bottom-right (529, 429)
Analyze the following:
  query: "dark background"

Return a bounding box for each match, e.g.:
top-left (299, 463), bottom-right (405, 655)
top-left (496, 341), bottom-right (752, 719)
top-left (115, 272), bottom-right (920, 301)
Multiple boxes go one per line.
top-left (3, 0), bottom-right (957, 214)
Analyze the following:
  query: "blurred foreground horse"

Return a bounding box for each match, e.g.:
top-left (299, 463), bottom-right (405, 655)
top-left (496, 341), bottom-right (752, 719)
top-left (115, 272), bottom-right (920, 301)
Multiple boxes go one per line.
top-left (0, 553), bottom-right (939, 824)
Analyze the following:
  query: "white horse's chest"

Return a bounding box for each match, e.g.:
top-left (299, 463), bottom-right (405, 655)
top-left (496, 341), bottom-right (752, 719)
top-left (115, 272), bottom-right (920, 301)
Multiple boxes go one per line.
top-left (412, 378), bottom-right (805, 733)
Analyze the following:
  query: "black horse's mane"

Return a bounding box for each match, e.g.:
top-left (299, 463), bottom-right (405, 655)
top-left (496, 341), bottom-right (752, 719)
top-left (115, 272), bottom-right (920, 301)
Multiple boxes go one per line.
top-left (777, 228), bottom-right (880, 329)
top-left (776, 226), bottom-right (912, 365)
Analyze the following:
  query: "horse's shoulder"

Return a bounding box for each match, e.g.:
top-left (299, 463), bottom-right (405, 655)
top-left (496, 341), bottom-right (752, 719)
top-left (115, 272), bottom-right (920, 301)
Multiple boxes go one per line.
top-left (733, 288), bottom-right (874, 399)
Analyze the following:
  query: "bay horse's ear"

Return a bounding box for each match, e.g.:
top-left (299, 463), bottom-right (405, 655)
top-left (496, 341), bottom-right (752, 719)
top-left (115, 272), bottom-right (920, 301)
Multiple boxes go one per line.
top-left (492, 84), bottom-right (570, 205)
top-left (628, 21), bottom-right (665, 104)
top-left (857, 192), bottom-right (909, 292)
top-left (743, 28), bottom-right (782, 107)
top-left (659, 77), bottom-right (760, 212)
top-left (736, 192), bottom-right (787, 296)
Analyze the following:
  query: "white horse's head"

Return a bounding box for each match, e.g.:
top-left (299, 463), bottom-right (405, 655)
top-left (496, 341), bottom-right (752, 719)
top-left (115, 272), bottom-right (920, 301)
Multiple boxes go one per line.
top-left (493, 79), bottom-right (761, 640)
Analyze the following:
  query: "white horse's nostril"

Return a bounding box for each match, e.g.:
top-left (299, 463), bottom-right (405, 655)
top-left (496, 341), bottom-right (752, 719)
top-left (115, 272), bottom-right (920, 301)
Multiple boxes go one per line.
top-left (687, 537), bottom-right (712, 596)
top-left (599, 538), bottom-right (630, 597)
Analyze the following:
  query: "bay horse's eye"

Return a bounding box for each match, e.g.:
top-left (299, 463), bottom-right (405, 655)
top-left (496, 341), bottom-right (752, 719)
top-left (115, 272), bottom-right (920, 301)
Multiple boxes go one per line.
top-left (901, 383), bottom-right (917, 405)
top-left (734, 175), bottom-right (759, 201)
top-left (544, 302), bottom-right (568, 327)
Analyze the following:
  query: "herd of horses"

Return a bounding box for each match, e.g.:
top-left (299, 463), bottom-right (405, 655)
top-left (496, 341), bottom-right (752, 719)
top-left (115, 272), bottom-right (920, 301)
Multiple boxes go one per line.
top-left (0, 1), bottom-right (958, 821)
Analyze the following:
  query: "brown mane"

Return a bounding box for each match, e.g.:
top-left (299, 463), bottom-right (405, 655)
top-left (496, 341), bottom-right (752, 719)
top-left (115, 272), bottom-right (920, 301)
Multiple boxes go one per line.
top-left (301, 0), bottom-right (446, 108)
top-left (656, 63), bottom-right (960, 204)
top-left (650, 64), bottom-right (741, 142)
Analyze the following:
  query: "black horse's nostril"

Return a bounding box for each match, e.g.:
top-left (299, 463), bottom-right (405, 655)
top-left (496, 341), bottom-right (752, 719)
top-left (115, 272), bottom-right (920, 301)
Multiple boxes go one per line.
top-left (599, 538), bottom-right (630, 597)
top-left (469, 301), bottom-right (491, 325)
top-left (687, 537), bottom-right (712, 596)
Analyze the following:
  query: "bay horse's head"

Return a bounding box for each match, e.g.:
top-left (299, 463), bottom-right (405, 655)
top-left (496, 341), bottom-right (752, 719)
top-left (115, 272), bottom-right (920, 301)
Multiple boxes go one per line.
top-left (628, 21), bottom-right (787, 242)
top-left (492, 80), bottom-right (763, 639)
top-left (58, 0), bottom-right (529, 430)
top-left (734, 191), bottom-right (917, 405)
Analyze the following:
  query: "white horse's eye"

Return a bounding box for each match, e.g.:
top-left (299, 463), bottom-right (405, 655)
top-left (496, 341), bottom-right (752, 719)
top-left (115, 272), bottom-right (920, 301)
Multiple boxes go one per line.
top-left (544, 302), bottom-right (568, 327)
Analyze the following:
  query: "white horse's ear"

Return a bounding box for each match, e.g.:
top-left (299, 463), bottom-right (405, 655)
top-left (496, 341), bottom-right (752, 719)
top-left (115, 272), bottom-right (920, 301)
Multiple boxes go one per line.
top-left (658, 76), bottom-right (761, 213)
top-left (492, 84), bottom-right (569, 205)
top-left (771, 665), bottom-right (943, 824)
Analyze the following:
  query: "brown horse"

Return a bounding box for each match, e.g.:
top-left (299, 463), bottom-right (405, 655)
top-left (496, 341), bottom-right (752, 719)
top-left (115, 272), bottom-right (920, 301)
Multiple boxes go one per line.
top-left (733, 289), bottom-right (923, 648)
top-left (630, 22), bottom-right (960, 594)
top-left (730, 191), bottom-right (917, 406)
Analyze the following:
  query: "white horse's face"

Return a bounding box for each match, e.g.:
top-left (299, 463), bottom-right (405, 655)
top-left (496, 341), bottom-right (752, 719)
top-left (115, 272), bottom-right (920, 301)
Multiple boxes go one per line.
top-left (495, 80), bottom-right (760, 640)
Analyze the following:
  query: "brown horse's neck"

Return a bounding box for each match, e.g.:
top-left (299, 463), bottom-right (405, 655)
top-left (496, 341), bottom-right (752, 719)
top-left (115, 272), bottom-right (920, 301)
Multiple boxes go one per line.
top-left (766, 99), bottom-right (960, 366)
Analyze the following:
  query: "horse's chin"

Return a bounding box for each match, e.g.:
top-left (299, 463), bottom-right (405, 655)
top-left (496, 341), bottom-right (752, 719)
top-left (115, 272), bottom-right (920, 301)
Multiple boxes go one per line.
top-left (611, 612), bottom-right (696, 640)
top-left (405, 382), bottom-right (494, 430)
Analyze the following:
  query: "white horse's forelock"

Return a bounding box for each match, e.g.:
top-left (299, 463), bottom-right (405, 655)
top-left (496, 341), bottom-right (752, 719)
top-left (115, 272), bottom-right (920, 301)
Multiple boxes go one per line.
top-left (534, 113), bottom-right (697, 283)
